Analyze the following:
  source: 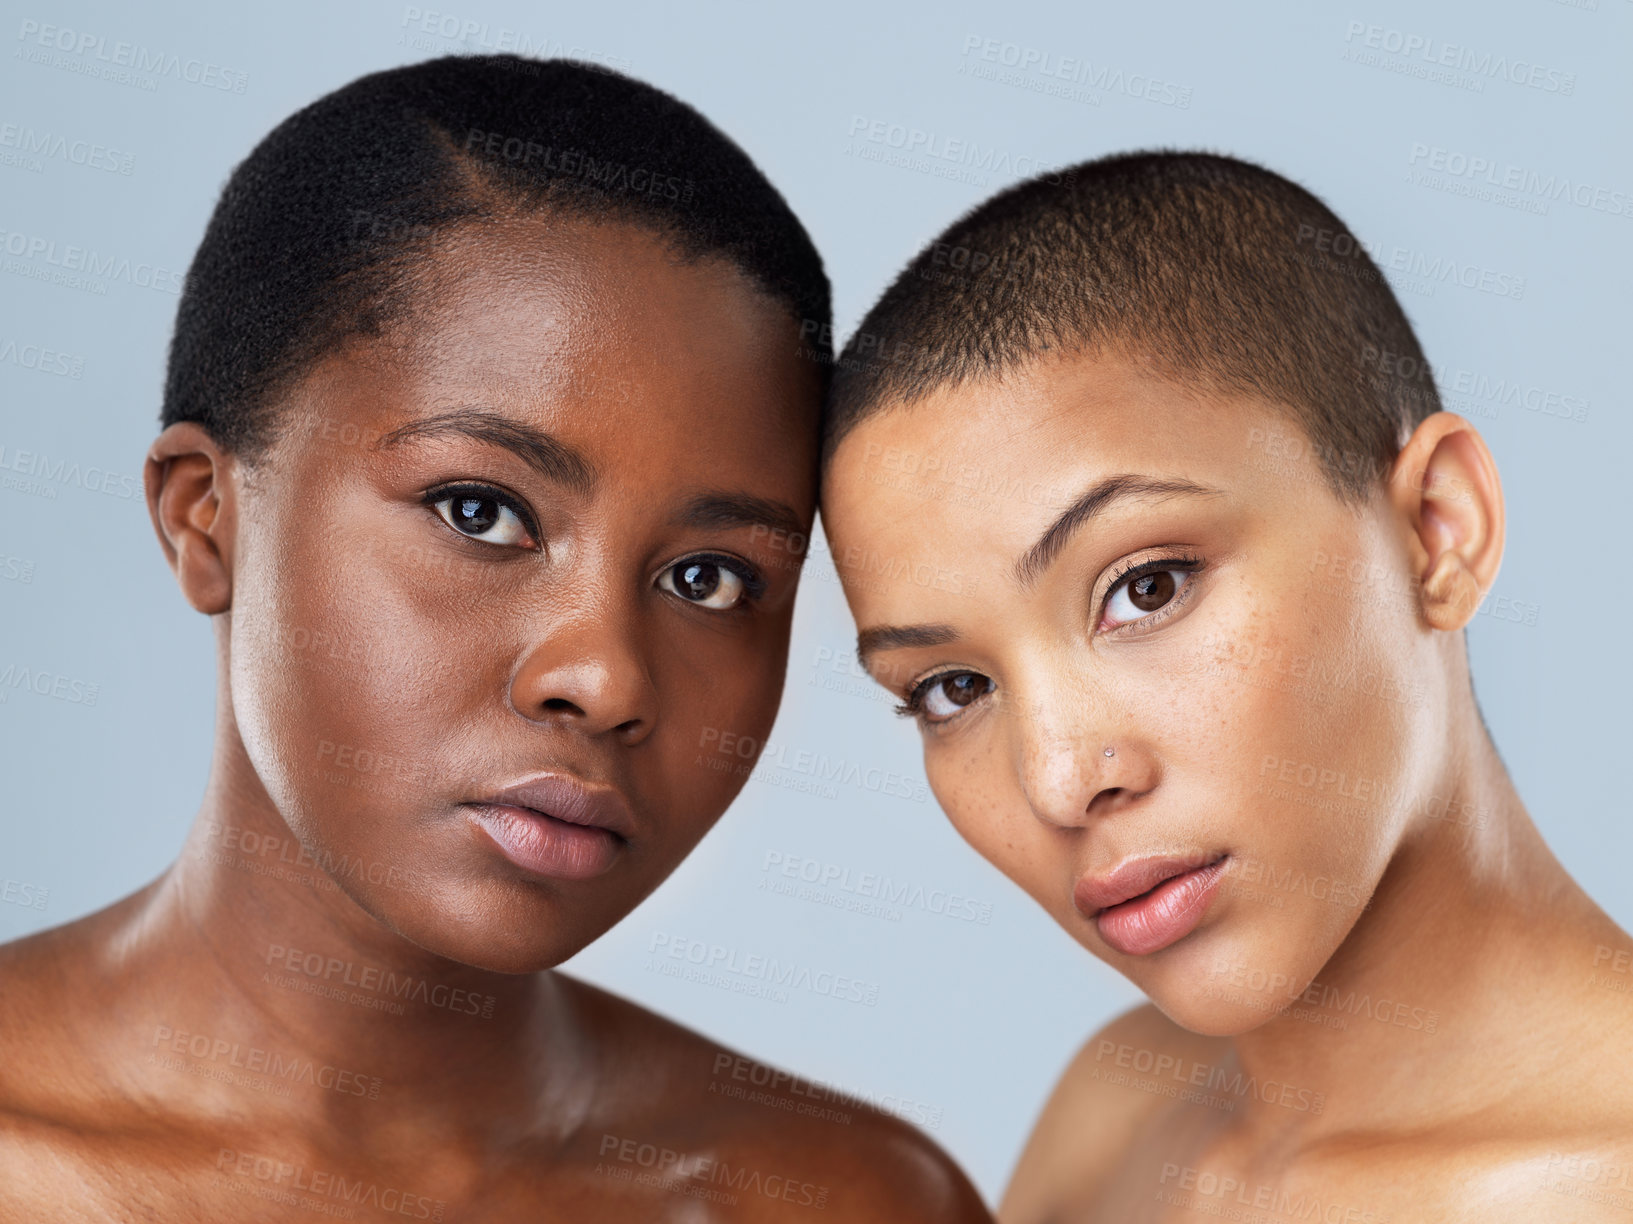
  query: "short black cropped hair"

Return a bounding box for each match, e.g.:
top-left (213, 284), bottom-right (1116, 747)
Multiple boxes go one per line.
top-left (824, 151), bottom-right (1440, 507)
top-left (163, 54), bottom-right (831, 462)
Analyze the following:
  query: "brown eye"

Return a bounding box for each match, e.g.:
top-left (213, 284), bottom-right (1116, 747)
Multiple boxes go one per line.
top-left (451, 496), bottom-right (498, 533)
top-left (430, 486), bottom-right (535, 548)
top-left (657, 556), bottom-right (751, 611)
top-left (1104, 565), bottom-right (1194, 628)
top-left (919, 671), bottom-right (993, 722)
top-left (675, 560), bottom-right (724, 601)
top-left (1129, 571), bottom-right (1177, 612)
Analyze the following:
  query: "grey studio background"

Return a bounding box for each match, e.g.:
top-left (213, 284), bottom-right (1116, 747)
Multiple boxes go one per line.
top-left (1, 0), bottom-right (1628, 1200)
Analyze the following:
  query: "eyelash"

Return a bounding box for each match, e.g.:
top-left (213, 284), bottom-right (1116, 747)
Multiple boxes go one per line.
top-left (421, 481), bottom-right (541, 547)
top-left (893, 552), bottom-right (1207, 721)
top-left (1097, 552), bottom-right (1204, 632)
top-left (893, 681), bottom-right (967, 721)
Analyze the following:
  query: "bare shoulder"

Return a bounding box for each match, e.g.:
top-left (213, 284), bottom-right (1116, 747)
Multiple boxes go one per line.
top-left (0, 914), bottom-right (104, 1113)
top-left (0, 886), bottom-right (176, 1136)
top-left (0, 908), bottom-right (158, 1215)
top-left (1341, 1110), bottom-right (1633, 1222)
top-left (999, 1003), bottom-right (1228, 1224)
top-left (1481, 1000), bottom-right (1633, 1218)
top-left (559, 974), bottom-right (993, 1222)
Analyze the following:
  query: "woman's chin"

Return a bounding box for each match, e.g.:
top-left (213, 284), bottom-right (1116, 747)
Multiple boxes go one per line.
top-left (1121, 939), bottom-right (1322, 1037)
top-left (1146, 991), bottom-right (1291, 1038)
top-left (367, 895), bottom-right (602, 977)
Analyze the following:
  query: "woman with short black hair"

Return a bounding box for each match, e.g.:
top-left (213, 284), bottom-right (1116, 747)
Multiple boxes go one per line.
top-left (0, 55), bottom-right (991, 1223)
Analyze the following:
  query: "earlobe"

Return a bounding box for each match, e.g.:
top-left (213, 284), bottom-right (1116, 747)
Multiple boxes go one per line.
top-left (1389, 412), bottom-right (1506, 633)
top-left (144, 423), bottom-right (237, 616)
top-left (1419, 550), bottom-right (1480, 632)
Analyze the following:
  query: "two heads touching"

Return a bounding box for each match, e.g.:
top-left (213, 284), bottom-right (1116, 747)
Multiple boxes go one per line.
top-left (5, 52), bottom-right (1629, 1222)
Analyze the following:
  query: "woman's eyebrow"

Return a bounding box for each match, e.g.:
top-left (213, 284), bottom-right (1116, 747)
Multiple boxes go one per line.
top-left (856, 623), bottom-right (959, 669)
top-left (853, 475), bottom-right (1225, 668)
top-left (374, 408), bottom-right (596, 494)
top-left (674, 492), bottom-right (807, 541)
top-left (1015, 474), bottom-right (1225, 588)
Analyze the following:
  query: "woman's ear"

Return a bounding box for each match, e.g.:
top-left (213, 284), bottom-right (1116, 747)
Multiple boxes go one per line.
top-left (1386, 412), bottom-right (1506, 633)
top-left (144, 423), bottom-right (239, 616)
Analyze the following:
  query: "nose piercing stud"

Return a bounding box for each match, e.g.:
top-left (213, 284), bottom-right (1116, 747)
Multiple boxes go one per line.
top-left (1104, 746), bottom-right (1115, 757)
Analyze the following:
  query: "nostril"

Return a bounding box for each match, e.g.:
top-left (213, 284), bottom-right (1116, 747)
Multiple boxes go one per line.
top-left (542, 697), bottom-right (581, 714)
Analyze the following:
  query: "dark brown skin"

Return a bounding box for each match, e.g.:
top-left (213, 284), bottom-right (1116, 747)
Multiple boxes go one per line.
top-left (0, 215), bottom-right (993, 1222)
top-left (822, 348), bottom-right (1633, 1223)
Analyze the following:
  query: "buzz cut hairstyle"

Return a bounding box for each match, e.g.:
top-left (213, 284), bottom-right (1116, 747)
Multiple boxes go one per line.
top-left (162, 54), bottom-right (831, 463)
top-left (822, 150), bottom-right (1442, 508)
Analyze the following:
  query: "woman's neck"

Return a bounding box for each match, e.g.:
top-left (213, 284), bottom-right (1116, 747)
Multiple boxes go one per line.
top-left (93, 708), bottom-right (587, 1154)
top-left (1219, 708), bottom-right (1622, 1148)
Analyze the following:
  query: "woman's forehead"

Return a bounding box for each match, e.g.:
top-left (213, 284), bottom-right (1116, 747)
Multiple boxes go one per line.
top-left (824, 357), bottom-right (1279, 512)
top-left (392, 214), bottom-right (790, 368)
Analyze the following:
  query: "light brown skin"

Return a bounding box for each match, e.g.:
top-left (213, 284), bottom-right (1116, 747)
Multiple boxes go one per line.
top-left (821, 347), bottom-right (1633, 1223)
top-left (0, 214), bottom-right (993, 1222)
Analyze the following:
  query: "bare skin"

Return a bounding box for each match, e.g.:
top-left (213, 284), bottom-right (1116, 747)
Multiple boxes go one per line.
top-left (821, 347), bottom-right (1633, 1222)
top-left (0, 215), bottom-right (992, 1222)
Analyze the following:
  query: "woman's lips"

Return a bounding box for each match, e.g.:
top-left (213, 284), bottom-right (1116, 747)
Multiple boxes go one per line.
top-left (1074, 854), bottom-right (1228, 957)
top-left (464, 773), bottom-right (635, 881)
top-left (466, 803), bottom-right (624, 880)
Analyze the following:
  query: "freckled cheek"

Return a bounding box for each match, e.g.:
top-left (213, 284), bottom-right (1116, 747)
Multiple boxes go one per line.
top-left (926, 742), bottom-right (1046, 888)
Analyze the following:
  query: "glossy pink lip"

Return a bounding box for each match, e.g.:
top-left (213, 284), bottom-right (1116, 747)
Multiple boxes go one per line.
top-left (1074, 853), bottom-right (1228, 957)
top-left (464, 774), bottom-right (635, 881)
